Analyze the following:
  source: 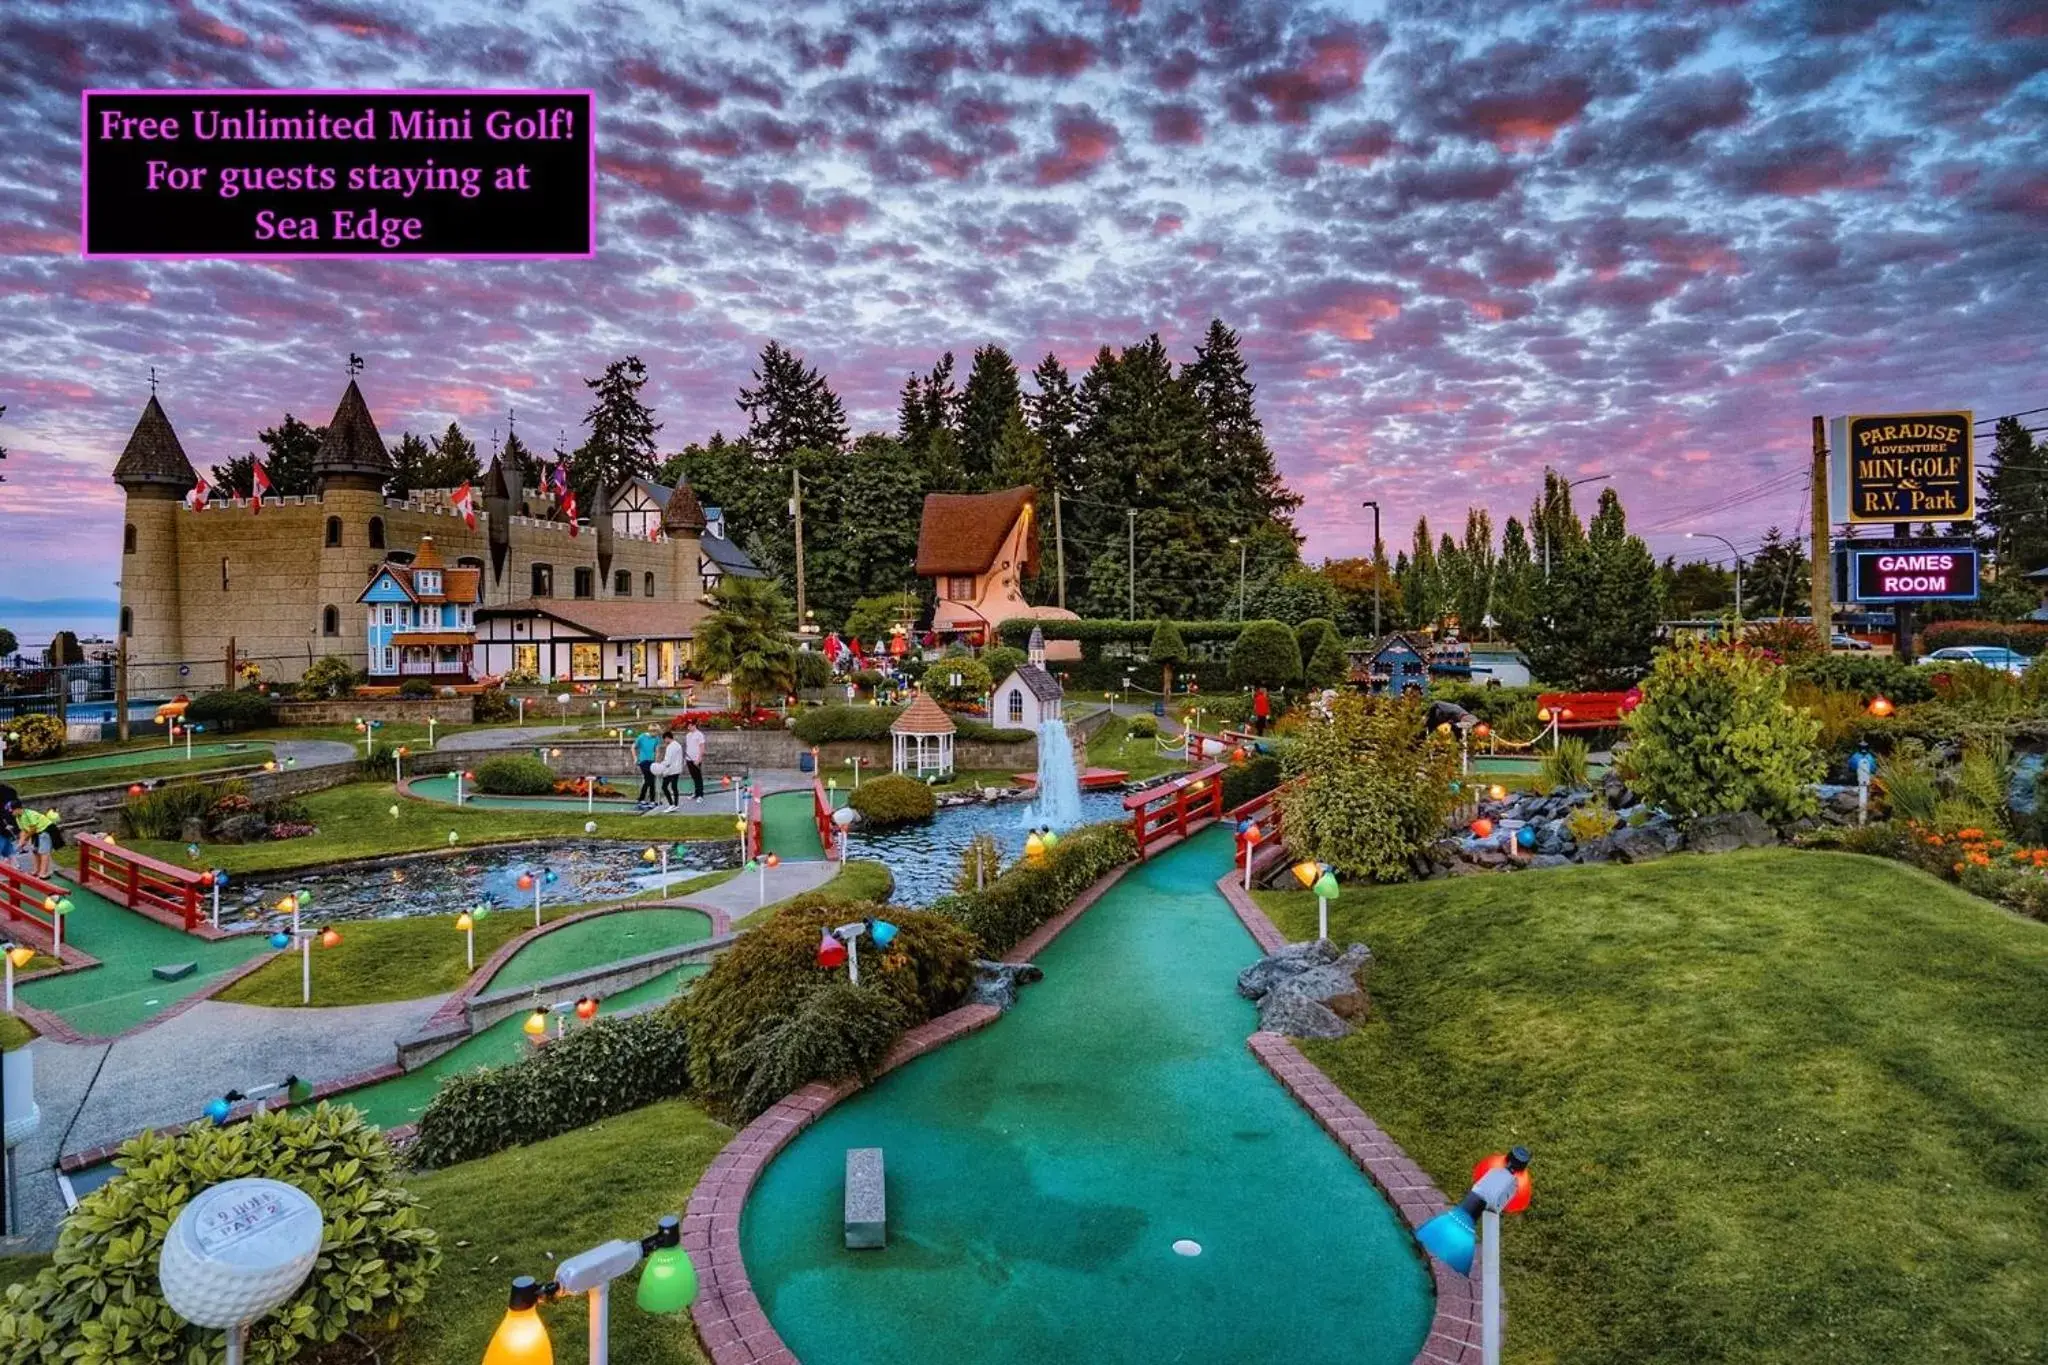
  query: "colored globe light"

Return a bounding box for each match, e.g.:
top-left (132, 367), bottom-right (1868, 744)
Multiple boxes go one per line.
top-left (455, 912), bottom-right (474, 932)
top-left (448, 831), bottom-right (459, 844)
top-left (263, 760), bottom-right (278, 772)
top-left (1868, 695), bottom-right (1894, 717)
top-left (186, 843), bottom-right (200, 857)
top-left (464, 771), bottom-right (477, 781)
top-left (1292, 860), bottom-right (1321, 888)
top-left (722, 775), bottom-right (733, 787)
top-left (483, 1278), bottom-right (553, 1365)
top-left (1436, 721), bottom-right (1452, 735)
top-left (128, 784), bottom-right (143, 796)
top-left (869, 919), bottom-right (899, 947)
top-left (396, 746), bottom-right (408, 757)
top-left (296, 890), bottom-right (312, 907)
top-left (286, 1076), bottom-right (314, 1106)
top-left (320, 928), bottom-right (341, 948)
top-left (642, 847), bottom-right (659, 863)
top-left (41, 896), bottom-right (56, 914)
top-left (277, 895), bottom-right (297, 915)
top-left (1041, 829), bottom-right (1059, 848)
top-left (56, 899), bottom-right (72, 915)
top-left (1231, 746), bottom-right (1247, 762)
top-left (735, 818), bottom-right (746, 833)
top-left (517, 873), bottom-right (535, 891)
top-left (1488, 784), bottom-right (1507, 802)
top-left (765, 853), bottom-right (780, 868)
top-left (744, 858), bottom-right (759, 872)
top-left (574, 996), bottom-right (599, 1021)
top-left (1244, 823), bottom-right (1263, 844)
top-left (1474, 723), bottom-right (1491, 738)
top-left (1536, 707), bottom-right (1552, 722)
top-left (522, 1009), bottom-right (549, 1038)
top-left (6, 946), bottom-right (34, 969)
top-left (1472, 1152), bottom-right (1534, 1214)
top-left (473, 904), bottom-right (492, 921)
top-left (817, 931), bottom-right (848, 969)
top-left (1024, 832), bottom-right (1045, 860)
top-left (1516, 826), bottom-right (1537, 849)
top-left (636, 1243), bottom-right (698, 1314)
top-left (1415, 1205), bottom-right (1478, 1276)
top-left (1311, 871), bottom-right (1341, 900)
top-left (205, 1097), bottom-right (232, 1124)
top-left (269, 932), bottom-right (291, 949)
top-left (550, 747), bottom-right (562, 757)
top-left (543, 869), bottom-right (557, 884)
top-left (1470, 818), bottom-right (1494, 838)
top-left (389, 805), bottom-right (401, 817)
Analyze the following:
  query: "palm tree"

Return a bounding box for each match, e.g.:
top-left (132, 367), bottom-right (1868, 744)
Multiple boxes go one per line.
top-left (695, 577), bottom-right (795, 709)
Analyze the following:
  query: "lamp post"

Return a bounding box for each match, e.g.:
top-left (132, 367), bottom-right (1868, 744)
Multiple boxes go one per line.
top-left (427, 716), bottom-right (438, 750)
top-left (1362, 500), bottom-right (1382, 640)
top-left (1416, 1148), bottom-right (1532, 1365)
top-left (833, 805), bottom-right (855, 861)
top-left (1540, 471), bottom-right (1610, 579)
top-left (2, 942), bottom-right (34, 1010)
top-left (1686, 531), bottom-right (1744, 628)
top-left (482, 1215), bottom-right (697, 1365)
top-left (1229, 536), bottom-right (1247, 621)
top-left (1291, 861), bottom-right (1340, 940)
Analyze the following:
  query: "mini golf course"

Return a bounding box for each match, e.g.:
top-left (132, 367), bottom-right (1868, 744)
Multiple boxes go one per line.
top-left (759, 788), bottom-right (829, 861)
top-left (483, 906), bottom-right (715, 991)
top-left (740, 824), bottom-right (1435, 1365)
top-left (1, 741), bottom-right (274, 780)
top-left (407, 771), bottom-right (735, 813)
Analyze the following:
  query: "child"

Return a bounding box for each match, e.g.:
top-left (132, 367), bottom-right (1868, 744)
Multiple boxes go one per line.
top-left (659, 729), bottom-right (685, 811)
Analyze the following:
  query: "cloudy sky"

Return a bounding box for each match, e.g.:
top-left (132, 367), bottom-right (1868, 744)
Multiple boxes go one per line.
top-left (1, 0), bottom-right (2045, 621)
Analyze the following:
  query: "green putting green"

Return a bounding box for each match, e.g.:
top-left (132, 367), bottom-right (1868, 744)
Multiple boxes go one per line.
top-left (405, 772), bottom-right (665, 813)
top-left (740, 824), bottom-right (1433, 1365)
top-left (3, 741), bottom-right (273, 779)
top-left (14, 882), bottom-right (268, 1036)
top-left (759, 788), bottom-right (829, 861)
top-left (483, 907), bottom-right (713, 993)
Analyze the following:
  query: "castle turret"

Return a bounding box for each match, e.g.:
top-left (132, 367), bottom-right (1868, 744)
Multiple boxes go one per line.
top-left (662, 480), bottom-right (706, 601)
top-left (312, 379), bottom-right (390, 494)
top-left (483, 453), bottom-right (514, 588)
top-left (112, 394), bottom-right (197, 665)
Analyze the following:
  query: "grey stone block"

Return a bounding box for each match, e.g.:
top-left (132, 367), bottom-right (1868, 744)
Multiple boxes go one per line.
top-left (151, 962), bottom-right (197, 981)
top-left (845, 1147), bottom-right (886, 1249)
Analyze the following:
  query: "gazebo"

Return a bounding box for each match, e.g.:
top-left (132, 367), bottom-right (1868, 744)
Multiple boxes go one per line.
top-left (891, 693), bottom-right (957, 777)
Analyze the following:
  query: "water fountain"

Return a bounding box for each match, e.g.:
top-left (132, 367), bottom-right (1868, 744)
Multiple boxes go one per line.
top-left (1023, 717), bottom-right (1085, 830)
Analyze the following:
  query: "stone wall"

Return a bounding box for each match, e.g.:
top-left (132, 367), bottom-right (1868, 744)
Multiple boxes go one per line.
top-left (43, 754), bottom-right (363, 828)
top-left (274, 697), bottom-right (475, 725)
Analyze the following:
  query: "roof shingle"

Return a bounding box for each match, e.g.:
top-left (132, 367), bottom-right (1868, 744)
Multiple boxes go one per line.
top-left (112, 395), bottom-right (198, 488)
top-left (891, 693), bottom-right (958, 735)
top-left (313, 380), bottom-right (390, 480)
top-left (915, 486), bottom-right (1038, 577)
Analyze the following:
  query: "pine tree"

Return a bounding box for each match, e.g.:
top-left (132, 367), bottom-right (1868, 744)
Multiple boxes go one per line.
top-left (958, 344), bottom-right (1024, 488)
top-left (1494, 516), bottom-right (1536, 643)
top-left (1149, 617), bottom-right (1187, 695)
top-left (1978, 416), bottom-right (2048, 575)
top-left (385, 432), bottom-right (432, 497)
top-left (1745, 527), bottom-right (1810, 618)
top-left (1184, 318), bottom-right (1302, 543)
top-left (212, 413), bottom-right (322, 496)
top-left (1457, 508), bottom-right (1496, 636)
top-left (1026, 352), bottom-right (1081, 498)
top-left (1527, 487), bottom-right (1659, 685)
top-left (427, 421), bottom-right (483, 488)
top-left (1399, 517), bottom-right (1439, 627)
top-left (737, 341), bottom-right (847, 461)
top-left (568, 356), bottom-right (662, 503)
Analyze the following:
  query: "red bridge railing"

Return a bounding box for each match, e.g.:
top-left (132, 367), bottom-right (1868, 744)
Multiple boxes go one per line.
top-left (1125, 763), bottom-right (1227, 858)
top-left (76, 833), bottom-right (206, 932)
top-left (813, 779), bottom-right (838, 860)
top-left (0, 861), bottom-right (64, 946)
top-left (744, 791), bottom-right (764, 863)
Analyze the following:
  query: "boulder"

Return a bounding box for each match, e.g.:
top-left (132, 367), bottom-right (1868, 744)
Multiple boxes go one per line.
top-left (1257, 985), bottom-right (1351, 1038)
top-left (1577, 835), bottom-right (1612, 863)
top-left (209, 812), bottom-right (271, 844)
top-left (969, 959), bottom-right (1044, 1011)
top-left (1529, 853), bottom-right (1573, 870)
top-left (2010, 755), bottom-right (2045, 820)
top-left (1608, 826), bottom-right (1668, 863)
top-left (1236, 938), bottom-right (1338, 999)
top-left (1685, 810), bottom-right (1777, 854)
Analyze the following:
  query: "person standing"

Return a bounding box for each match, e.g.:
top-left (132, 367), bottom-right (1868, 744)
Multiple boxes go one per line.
top-left (633, 726), bottom-right (660, 809)
top-left (684, 720), bottom-right (707, 802)
top-left (660, 729), bottom-right (685, 810)
top-left (1253, 685), bottom-right (1272, 736)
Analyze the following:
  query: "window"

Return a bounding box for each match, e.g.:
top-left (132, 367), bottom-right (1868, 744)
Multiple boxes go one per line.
top-left (574, 567), bottom-right (594, 599)
top-left (631, 642), bottom-right (647, 679)
top-left (123, 524), bottom-right (137, 554)
top-left (324, 516), bottom-right (342, 547)
top-left (614, 570), bottom-right (632, 596)
top-left (416, 570), bottom-right (440, 596)
top-left (368, 516), bottom-right (385, 549)
top-left (1008, 688), bottom-right (1024, 724)
top-left (381, 647), bottom-right (395, 673)
top-left (947, 575), bottom-right (974, 600)
top-left (531, 563), bottom-right (554, 597)
top-left (221, 556), bottom-right (230, 592)
top-left (119, 606), bottom-right (133, 635)
top-left (571, 642), bottom-right (601, 678)
top-left (322, 605), bottom-right (340, 636)
top-left (644, 572), bottom-right (655, 597)
top-left (457, 555), bottom-right (484, 570)
top-left (514, 643), bottom-right (538, 674)
top-left (381, 606), bottom-right (395, 626)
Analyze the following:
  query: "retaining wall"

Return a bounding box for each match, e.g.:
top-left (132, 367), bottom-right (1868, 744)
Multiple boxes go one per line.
top-left (274, 697), bottom-right (476, 725)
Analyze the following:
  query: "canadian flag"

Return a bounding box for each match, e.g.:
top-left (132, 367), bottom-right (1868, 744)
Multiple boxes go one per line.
top-left (186, 475), bottom-right (209, 511)
top-left (562, 485), bottom-right (579, 536)
top-left (249, 459), bottom-right (271, 514)
top-left (451, 480), bottom-right (477, 529)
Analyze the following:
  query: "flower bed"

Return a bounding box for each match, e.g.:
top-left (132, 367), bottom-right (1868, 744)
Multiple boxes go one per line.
top-left (667, 706), bottom-right (783, 730)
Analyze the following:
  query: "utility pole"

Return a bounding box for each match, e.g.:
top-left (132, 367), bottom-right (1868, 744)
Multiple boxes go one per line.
top-left (1363, 500), bottom-right (1382, 639)
top-left (791, 467), bottom-right (806, 624)
top-left (1053, 489), bottom-right (1067, 610)
top-left (1127, 509), bottom-right (1137, 620)
top-left (1810, 415), bottom-right (1832, 644)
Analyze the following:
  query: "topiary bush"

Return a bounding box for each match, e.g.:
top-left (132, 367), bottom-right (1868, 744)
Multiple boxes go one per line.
top-left (1230, 619), bottom-right (1303, 689)
top-left (924, 656), bottom-right (992, 706)
top-left (4, 714), bottom-right (64, 760)
top-left (398, 678), bottom-right (436, 698)
top-left (926, 821), bottom-right (1137, 957)
top-left (409, 1010), bottom-right (693, 1169)
top-left (1275, 692), bottom-right (1459, 882)
top-left (299, 654), bottom-right (358, 699)
top-left (792, 705), bottom-right (899, 744)
top-left (678, 898), bottom-right (977, 1120)
top-left (1619, 641), bottom-right (1824, 825)
top-left (1221, 753), bottom-right (1283, 810)
top-left (795, 648), bottom-right (833, 690)
top-left (474, 754), bottom-right (557, 795)
top-left (849, 773), bottom-right (938, 826)
top-left (184, 688), bottom-right (276, 731)
top-left (1294, 618), bottom-right (1338, 665)
top-left (981, 646), bottom-right (1026, 683)
top-left (0, 1103), bottom-right (437, 1363)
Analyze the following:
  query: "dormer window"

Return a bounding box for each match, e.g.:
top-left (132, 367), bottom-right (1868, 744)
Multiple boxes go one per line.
top-left (416, 570), bottom-right (441, 596)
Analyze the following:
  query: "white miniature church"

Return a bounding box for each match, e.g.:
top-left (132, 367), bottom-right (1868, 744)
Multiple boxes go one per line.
top-left (992, 627), bottom-right (1066, 731)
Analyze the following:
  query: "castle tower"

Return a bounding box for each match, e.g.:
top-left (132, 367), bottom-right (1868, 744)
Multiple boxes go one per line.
top-left (483, 453), bottom-right (515, 588)
top-left (112, 394), bottom-right (198, 665)
top-left (312, 379), bottom-right (391, 495)
top-left (662, 478), bottom-right (707, 601)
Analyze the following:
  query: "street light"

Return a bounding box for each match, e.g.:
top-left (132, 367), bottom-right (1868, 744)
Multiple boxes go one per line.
top-left (1127, 508), bottom-right (1138, 620)
top-left (1228, 536), bottom-right (1247, 621)
top-left (1415, 1147), bottom-right (1532, 1365)
top-left (1540, 471), bottom-right (1610, 579)
top-left (1686, 531), bottom-right (1744, 627)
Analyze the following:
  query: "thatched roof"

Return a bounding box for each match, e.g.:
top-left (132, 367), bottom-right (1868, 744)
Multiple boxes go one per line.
top-left (914, 486), bottom-right (1037, 577)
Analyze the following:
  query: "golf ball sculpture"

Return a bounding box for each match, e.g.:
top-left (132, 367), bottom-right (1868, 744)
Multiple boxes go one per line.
top-left (158, 1178), bottom-right (324, 1335)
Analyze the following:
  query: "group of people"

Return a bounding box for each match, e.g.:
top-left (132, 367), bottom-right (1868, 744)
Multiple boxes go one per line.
top-left (631, 720), bottom-right (707, 812)
top-left (1, 784), bottom-right (60, 879)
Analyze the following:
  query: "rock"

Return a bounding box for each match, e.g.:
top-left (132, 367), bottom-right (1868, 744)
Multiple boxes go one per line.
top-left (2011, 755), bottom-right (2045, 819)
top-left (1601, 772), bottom-right (1629, 806)
top-left (209, 812), bottom-right (271, 844)
top-left (152, 961), bottom-right (197, 981)
top-left (969, 959), bottom-right (1044, 1010)
top-left (1468, 847), bottom-right (1511, 868)
top-left (1257, 985), bottom-right (1352, 1038)
top-left (1529, 853), bottom-right (1572, 869)
top-left (1284, 963), bottom-right (1363, 1004)
top-left (1577, 835), bottom-right (1612, 863)
top-left (1608, 826), bottom-right (1669, 863)
top-left (1534, 819), bottom-right (1569, 855)
top-left (1236, 939), bottom-right (1339, 1000)
top-left (179, 817), bottom-right (206, 844)
top-left (1685, 810), bottom-right (1777, 854)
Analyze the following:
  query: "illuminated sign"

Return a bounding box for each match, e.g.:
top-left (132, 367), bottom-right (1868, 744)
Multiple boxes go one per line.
top-left (1829, 412), bottom-right (1973, 524)
top-left (1851, 547), bottom-right (1979, 602)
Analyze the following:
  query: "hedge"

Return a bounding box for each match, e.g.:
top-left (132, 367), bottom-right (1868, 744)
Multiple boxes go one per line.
top-left (1222, 753), bottom-right (1284, 810)
top-left (183, 687), bottom-right (276, 731)
top-left (925, 820), bottom-right (1137, 957)
top-left (1916, 620), bottom-right (2048, 657)
top-left (993, 616), bottom-right (1247, 691)
top-left (849, 773), bottom-right (938, 826)
top-left (791, 705), bottom-right (1033, 746)
top-left (410, 1010), bottom-right (692, 1168)
top-left (1786, 652), bottom-right (1937, 704)
top-left (474, 754), bottom-right (558, 794)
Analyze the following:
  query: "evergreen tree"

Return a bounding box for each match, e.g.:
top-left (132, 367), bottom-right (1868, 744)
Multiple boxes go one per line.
top-left (501, 426), bottom-right (544, 491)
top-left (737, 341), bottom-right (847, 461)
top-left (1305, 630), bottom-right (1348, 688)
top-left (385, 432), bottom-right (432, 497)
top-left (1527, 487), bottom-right (1659, 685)
top-left (1744, 527), bottom-right (1810, 618)
top-left (1660, 556), bottom-right (1734, 617)
top-left (1323, 556), bottom-right (1400, 639)
top-left (212, 413), bottom-right (322, 496)
top-left (1399, 517), bottom-right (1440, 627)
top-left (694, 576), bottom-right (796, 710)
top-left (1183, 318), bottom-right (1302, 543)
top-left (1457, 508), bottom-right (1496, 636)
top-left (958, 344), bottom-right (1024, 488)
top-left (1026, 352), bottom-right (1081, 498)
top-left (428, 421), bottom-right (483, 487)
top-left (1148, 617), bottom-right (1187, 696)
top-left (568, 356), bottom-right (662, 503)
top-left (1979, 416), bottom-right (2048, 574)
top-left (1494, 516), bottom-right (1535, 643)
top-left (989, 406), bottom-right (1051, 496)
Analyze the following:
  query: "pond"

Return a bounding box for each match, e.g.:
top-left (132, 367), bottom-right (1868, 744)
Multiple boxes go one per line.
top-left (222, 841), bottom-right (738, 930)
top-left (849, 790), bottom-right (1129, 906)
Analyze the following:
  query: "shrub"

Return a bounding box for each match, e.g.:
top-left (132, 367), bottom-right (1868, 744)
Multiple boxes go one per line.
top-left (501, 666), bottom-right (541, 686)
top-left (398, 678), bottom-right (436, 698)
top-left (849, 773), bottom-right (938, 826)
top-left (1230, 619), bottom-right (1302, 689)
top-left (4, 713), bottom-right (64, 760)
top-left (0, 1104), bottom-right (437, 1362)
top-left (793, 705), bottom-right (898, 744)
top-left (410, 1010), bottom-right (692, 1168)
top-left (1221, 753), bottom-right (1283, 810)
top-left (122, 779), bottom-right (231, 838)
top-left (925, 656), bottom-right (992, 706)
top-left (1124, 713), bottom-right (1160, 738)
top-left (474, 754), bottom-right (557, 795)
top-left (300, 654), bottom-right (358, 699)
top-left (1275, 693), bottom-right (1460, 881)
top-left (184, 687), bottom-right (276, 731)
top-left (472, 687), bottom-right (516, 723)
top-left (795, 648), bottom-right (833, 689)
top-left (1744, 619), bottom-right (1822, 660)
top-left (1619, 642), bottom-right (1823, 824)
top-left (678, 899), bottom-right (977, 1120)
top-left (953, 717), bottom-right (1033, 743)
top-left (1918, 619), bottom-right (2048, 657)
top-left (1538, 736), bottom-right (1591, 792)
top-left (1430, 681), bottom-right (1545, 734)
top-left (954, 831), bottom-right (1004, 893)
top-left (1148, 619), bottom-right (1188, 695)
top-left (1304, 631), bottom-right (1348, 688)
top-left (1786, 652), bottom-right (1936, 704)
top-left (1565, 802), bottom-right (1619, 843)
top-left (926, 821), bottom-right (1137, 957)
top-left (1295, 618), bottom-right (1338, 664)
top-left (981, 645), bottom-right (1026, 682)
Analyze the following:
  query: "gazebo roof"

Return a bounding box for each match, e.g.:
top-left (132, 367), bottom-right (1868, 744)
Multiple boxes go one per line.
top-left (891, 694), bottom-right (958, 735)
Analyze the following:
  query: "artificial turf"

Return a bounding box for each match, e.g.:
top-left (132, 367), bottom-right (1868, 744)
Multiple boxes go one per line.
top-left (6, 744), bottom-right (276, 796)
top-left (1254, 847), bottom-right (2048, 1364)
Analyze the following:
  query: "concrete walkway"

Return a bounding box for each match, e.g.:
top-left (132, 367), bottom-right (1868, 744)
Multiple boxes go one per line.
top-left (680, 858), bottom-right (839, 920)
top-left (270, 738), bottom-right (359, 768)
top-left (433, 724), bottom-right (580, 751)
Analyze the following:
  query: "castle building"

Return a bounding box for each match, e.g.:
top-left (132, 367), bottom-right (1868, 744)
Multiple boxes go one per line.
top-left (112, 379), bottom-right (716, 685)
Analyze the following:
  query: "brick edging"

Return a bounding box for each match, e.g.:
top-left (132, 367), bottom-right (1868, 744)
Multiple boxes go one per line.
top-left (685, 862), bottom-right (1134, 1365)
top-left (1221, 869), bottom-right (1487, 1365)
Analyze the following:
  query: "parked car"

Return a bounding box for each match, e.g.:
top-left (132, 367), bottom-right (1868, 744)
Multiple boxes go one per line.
top-left (1921, 645), bottom-right (2030, 676)
top-left (1829, 632), bottom-right (1872, 651)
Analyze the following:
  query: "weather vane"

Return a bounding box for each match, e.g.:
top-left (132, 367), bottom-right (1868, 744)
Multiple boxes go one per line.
top-left (347, 353), bottom-right (365, 378)
top-left (149, 365), bottom-right (157, 395)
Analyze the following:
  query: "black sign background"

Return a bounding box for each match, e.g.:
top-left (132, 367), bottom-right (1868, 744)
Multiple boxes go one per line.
top-left (1851, 546), bottom-right (1979, 602)
top-left (83, 91), bottom-right (593, 257)
top-left (1843, 411), bottom-right (1973, 523)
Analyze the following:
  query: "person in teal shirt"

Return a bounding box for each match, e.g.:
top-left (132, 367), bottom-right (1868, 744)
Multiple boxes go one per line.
top-left (634, 728), bottom-right (660, 808)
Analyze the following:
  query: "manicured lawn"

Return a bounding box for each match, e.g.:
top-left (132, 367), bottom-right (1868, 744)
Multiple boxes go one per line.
top-left (1256, 848), bottom-right (2048, 1364)
top-left (96, 781), bottom-right (741, 875)
top-left (733, 859), bottom-right (894, 929)
top-left (215, 871), bottom-right (735, 1008)
top-left (380, 1097), bottom-right (728, 1364)
top-left (0, 1011), bottom-right (36, 1050)
top-left (1085, 721), bottom-right (1188, 782)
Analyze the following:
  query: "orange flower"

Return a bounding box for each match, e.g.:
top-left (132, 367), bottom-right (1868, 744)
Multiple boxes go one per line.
top-left (1926, 835), bottom-right (1945, 846)
top-left (1971, 852), bottom-right (1991, 866)
top-left (1960, 827), bottom-right (1984, 840)
top-left (2013, 850), bottom-right (2030, 862)
top-left (1953, 861), bottom-right (1966, 873)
